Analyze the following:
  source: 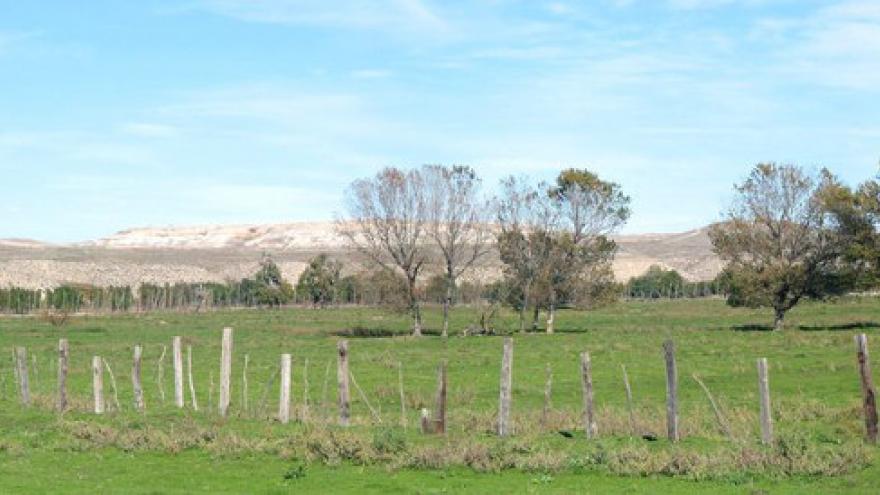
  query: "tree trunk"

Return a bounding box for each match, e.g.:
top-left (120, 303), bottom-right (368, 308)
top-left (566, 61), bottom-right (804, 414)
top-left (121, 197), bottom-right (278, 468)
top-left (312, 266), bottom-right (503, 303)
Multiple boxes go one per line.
top-left (773, 308), bottom-right (785, 331)
top-left (409, 277), bottom-right (422, 337)
top-left (442, 276), bottom-right (453, 338)
top-left (546, 290), bottom-right (558, 334)
top-left (519, 283), bottom-right (530, 334)
top-left (531, 306), bottom-right (540, 332)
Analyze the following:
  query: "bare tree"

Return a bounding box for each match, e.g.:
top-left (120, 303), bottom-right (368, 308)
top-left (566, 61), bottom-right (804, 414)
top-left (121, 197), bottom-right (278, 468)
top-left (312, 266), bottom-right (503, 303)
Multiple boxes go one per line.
top-left (336, 167), bottom-right (431, 336)
top-left (710, 163), bottom-right (848, 330)
top-left (423, 165), bottom-right (492, 337)
top-left (496, 176), bottom-right (558, 333)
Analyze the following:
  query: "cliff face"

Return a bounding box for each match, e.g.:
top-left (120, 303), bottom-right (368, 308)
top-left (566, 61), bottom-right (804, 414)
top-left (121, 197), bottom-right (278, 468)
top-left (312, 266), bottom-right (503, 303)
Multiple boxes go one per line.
top-left (0, 222), bottom-right (721, 289)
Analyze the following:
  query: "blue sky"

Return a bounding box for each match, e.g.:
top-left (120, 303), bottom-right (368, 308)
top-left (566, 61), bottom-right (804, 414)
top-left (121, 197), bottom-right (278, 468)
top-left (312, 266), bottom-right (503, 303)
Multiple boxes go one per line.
top-left (1, 0), bottom-right (878, 242)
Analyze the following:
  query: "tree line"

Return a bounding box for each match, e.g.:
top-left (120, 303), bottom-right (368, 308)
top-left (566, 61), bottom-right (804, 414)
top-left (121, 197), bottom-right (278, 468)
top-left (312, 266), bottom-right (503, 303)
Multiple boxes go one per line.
top-left (336, 163), bottom-right (880, 333)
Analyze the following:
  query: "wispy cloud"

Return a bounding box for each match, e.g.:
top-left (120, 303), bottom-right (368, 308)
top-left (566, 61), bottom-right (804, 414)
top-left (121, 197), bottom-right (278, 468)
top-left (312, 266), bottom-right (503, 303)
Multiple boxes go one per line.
top-left (196, 0), bottom-right (449, 33)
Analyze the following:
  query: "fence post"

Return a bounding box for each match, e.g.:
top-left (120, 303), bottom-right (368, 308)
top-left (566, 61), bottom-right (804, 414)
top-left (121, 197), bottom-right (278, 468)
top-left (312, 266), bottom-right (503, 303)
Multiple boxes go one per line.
top-left (16, 347), bottom-right (29, 406)
top-left (279, 353), bottom-right (292, 424)
top-left (420, 407), bottom-right (431, 433)
top-left (133, 345), bottom-right (145, 412)
top-left (542, 363), bottom-right (552, 428)
top-left (92, 355), bottom-right (104, 414)
top-left (434, 360), bottom-right (447, 434)
top-left (173, 336), bottom-right (184, 408)
top-left (855, 334), bottom-right (878, 444)
top-left (663, 340), bottom-right (679, 442)
top-left (498, 337), bottom-right (513, 436)
top-left (757, 357), bottom-right (773, 445)
top-left (57, 339), bottom-right (68, 412)
top-left (580, 351), bottom-right (597, 438)
top-left (187, 345), bottom-right (198, 411)
top-left (621, 364), bottom-right (636, 436)
top-left (398, 362), bottom-right (407, 429)
top-left (219, 327), bottom-right (233, 416)
top-left (337, 340), bottom-right (350, 426)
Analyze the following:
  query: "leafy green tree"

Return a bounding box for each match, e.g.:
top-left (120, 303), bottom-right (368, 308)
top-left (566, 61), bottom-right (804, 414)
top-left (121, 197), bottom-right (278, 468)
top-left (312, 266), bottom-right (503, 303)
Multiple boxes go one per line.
top-left (252, 254), bottom-right (294, 307)
top-left (822, 172), bottom-right (880, 289)
top-left (709, 164), bottom-right (851, 330)
top-left (296, 254), bottom-right (343, 308)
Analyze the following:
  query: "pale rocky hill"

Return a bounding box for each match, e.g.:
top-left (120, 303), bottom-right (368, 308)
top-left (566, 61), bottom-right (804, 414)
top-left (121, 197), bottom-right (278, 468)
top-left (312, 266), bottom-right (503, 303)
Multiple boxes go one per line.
top-left (0, 222), bottom-right (721, 290)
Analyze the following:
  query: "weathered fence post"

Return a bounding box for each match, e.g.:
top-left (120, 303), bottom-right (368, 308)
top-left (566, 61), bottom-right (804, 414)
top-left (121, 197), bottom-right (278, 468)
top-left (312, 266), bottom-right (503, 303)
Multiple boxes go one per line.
top-left (173, 336), bottom-right (184, 408)
top-left (219, 327), bottom-right (233, 416)
top-left (580, 351), bottom-right (597, 438)
top-left (302, 358), bottom-right (310, 421)
top-left (16, 347), bottom-right (29, 406)
top-left (92, 356), bottom-right (104, 414)
top-left (156, 345), bottom-right (167, 403)
top-left (57, 339), bottom-right (68, 412)
top-left (420, 407), bottom-right (431, 433)
top-left (757, 357), bottom-right (773, 445)
top-left (187, 345), bottom-right (198, 411)
top-left (692, 373), bottom-right (732, 440)
top-left (855, 334), bottom-right (878, 444)
top-left (337, 340), bottom-right (350, 426)
top-left (242, 354), bottom-right (249, 414)
top-left (542, 363), bottom-right (552, 428)
top-left (133, 345), bottom-right (145, 412)
top-left (434, 360), bottom-right (447, 434)
top-left (663, 340), bottom-right (679, 442)
top-left (621, 364), bottom-right (636, 436)
top-left (398, 361), bottom-right (407, 429)
top-left (498, 337), bottom-right (513, 436)
top-left (279, 353), bottom-right (292, 424)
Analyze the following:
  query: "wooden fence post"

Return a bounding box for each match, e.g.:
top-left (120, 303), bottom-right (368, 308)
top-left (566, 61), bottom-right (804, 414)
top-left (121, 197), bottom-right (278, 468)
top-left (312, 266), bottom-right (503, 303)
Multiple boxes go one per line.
top-left (663, 340), bottom-right (679, 442)
top-left (279, 353), bottom-right (292, 424)
top-left (757, 357), bottom-right (773, 445)
top-left (398, 361), bottom-right (407, 429)
top-left (173, 336), bottom-right (184, 408)
top-left (242, 354), bottom-right (249, 414)
top-left (498, 337), bottom-right (513, 436)
top-left (302, 358), bottom-right (309, 422)
top-left (187, 345), bottom-right (198, 411)
top-left (219, 327), bottom-right (233, 416)
top-left (434, 360), bottom-right (447, 434)
top-left (337, 340), bottom-right (350, 426)
top-left (621, 364), bottom-right (636, 436)
top-left (542, 363), bottom-right (552, 428)
top-left (16, 347), bottom-right (29, 406)
top-left (420, 407), bottom-right (431, 433)
top-left (580, 351), bottom-right (597, 438)
top-left (57, 339), bottom-right (68, 412)
top-left (92, 355), bottom-right (104, 414)
top-left (133, 345), bottom-right (145, 412)
top-left (855, 334), bottom-right (878, 444)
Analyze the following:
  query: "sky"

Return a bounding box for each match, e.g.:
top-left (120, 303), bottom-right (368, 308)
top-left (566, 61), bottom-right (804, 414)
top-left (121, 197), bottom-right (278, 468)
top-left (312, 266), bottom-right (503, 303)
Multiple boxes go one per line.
top-left (1, 0), bottom-right (878, 242)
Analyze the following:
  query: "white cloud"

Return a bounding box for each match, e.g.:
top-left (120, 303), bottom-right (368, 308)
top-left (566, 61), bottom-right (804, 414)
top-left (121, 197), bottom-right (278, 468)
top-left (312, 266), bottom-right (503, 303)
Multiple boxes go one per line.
top-left (120, 122), bottom-right (180, 138)
top-left (351, 69), bottom-right (392, 79)
top-left (196, 0), bottom-right (449, 33)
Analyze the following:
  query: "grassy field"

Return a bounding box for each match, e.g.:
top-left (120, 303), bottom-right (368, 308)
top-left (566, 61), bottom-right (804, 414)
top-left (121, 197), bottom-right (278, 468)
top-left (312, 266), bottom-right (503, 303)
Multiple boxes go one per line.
top-left (1, 297), bottom-right (879, 493)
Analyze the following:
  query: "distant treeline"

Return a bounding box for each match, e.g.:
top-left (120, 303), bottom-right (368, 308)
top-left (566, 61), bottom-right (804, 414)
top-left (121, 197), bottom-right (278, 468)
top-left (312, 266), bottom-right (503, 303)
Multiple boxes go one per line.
top-left (0, 259), bottom-right (727, 316)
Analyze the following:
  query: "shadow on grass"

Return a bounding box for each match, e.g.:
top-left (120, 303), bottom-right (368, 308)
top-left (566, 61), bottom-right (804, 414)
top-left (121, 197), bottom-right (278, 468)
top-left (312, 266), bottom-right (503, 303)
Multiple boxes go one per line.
top-left (729, 321), bottom-right (880, 332)
top-left (796, 321), bottom-right (880, 331)
top-left (331, 326), bottom-right (442, 338)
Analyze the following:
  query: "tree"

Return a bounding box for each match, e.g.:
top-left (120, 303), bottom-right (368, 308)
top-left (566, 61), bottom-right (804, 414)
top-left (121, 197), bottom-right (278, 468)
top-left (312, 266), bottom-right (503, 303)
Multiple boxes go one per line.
top-left (296, 254), bottom-right (343, 308)
top-left (709, 163), bottom-right (850, 330)
top-left (422, 165), bottom-right (492, 337)
top-left (541, 169), bottom-right (630, 333)
top-left (496, 176), bottom-right (558, 332)
top-left (336, 167), bottom-right (431, 336)
top-left (823, 171), bottom-right (880, 289)
top-left (252, 254), bottom-right (294, 307)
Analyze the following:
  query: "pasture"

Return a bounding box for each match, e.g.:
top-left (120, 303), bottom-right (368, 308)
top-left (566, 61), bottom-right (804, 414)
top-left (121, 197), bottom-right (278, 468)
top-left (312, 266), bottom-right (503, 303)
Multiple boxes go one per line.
top-left (1, 297), bottom-right (879, 493)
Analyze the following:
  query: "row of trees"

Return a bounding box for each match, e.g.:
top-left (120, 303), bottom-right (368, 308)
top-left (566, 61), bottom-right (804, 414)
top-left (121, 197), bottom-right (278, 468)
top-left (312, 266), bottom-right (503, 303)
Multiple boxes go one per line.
top-left (336, 165), bottom-right (630, 336)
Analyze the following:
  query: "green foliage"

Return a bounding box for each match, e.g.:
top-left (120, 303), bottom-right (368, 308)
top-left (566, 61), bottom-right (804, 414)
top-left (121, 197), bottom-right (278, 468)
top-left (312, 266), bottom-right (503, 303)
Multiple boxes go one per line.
top-left (252, 255), bottom-right (294, 307)
top-left (296, 254), bottom-right (343, 307)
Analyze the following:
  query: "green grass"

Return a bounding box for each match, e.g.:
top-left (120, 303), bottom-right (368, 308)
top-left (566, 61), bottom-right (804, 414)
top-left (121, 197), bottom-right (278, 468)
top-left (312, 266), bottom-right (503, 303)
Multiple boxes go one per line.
top-left (0, 297), bottom-right (879, 493)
